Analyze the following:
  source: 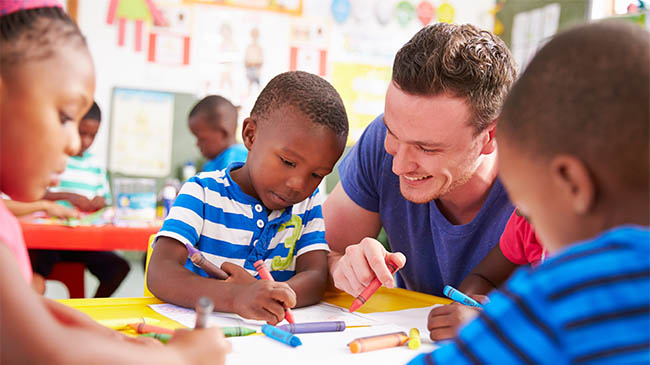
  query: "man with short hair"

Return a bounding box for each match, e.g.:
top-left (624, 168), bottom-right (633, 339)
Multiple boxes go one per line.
top-left (325, 23), bottom-right (517, 299)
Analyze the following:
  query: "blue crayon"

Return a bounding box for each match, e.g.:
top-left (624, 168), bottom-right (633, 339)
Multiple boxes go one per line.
top-left (277, 321), bottom-right (346, 334)
top-left (443, 285), bottom-right (483, 308)
top-left (261, 324), bottom-right (302, 347)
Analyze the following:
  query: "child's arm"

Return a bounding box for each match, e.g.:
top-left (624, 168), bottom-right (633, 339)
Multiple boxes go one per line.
top-left (2, 199), bottom-right (80, 218)
top-left (43, 191), bottom-right (95, 212)
top-left (286, 250), bottom-right (328, 307)
top-left (147, 236), bottom-right (296, 324)
top-left (0, 244), bottom-right (230, 365)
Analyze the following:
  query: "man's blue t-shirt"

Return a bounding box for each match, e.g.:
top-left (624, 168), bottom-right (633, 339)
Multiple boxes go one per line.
top-left (202, 144), bottom-right (248, 172)
top-left (338, 115), bottom-right (514, 296)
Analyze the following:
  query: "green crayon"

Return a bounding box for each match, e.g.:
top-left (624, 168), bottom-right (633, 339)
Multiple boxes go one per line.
top-left (221, 326), bottom-right (257, 337)
top-left (139, 332), bottom-right (172, 344)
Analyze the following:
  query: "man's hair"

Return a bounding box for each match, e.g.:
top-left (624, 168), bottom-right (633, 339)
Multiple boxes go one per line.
top-left (189, 95), bottom-right (238, 132)
top-left (392, 23), bottom-right (516, 134)
top-left (82, 101), bottom-right (101, 123)
top-left (250, 71), bottom-right (349, 138)
top-left (500, 21), bottom-right (649, 190)
top-left (0, 7), bottom-right (86, 75)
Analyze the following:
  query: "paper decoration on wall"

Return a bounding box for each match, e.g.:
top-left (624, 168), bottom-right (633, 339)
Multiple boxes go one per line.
top-left (437, 2), bottom-right (455, 23)
top-left (148, 4), bottom-right (192, 65)
top-left (417, 1), bottom-right (434, 26)
top-left (107, 0), bottom-right (169, 52)
top-left (331, 0), bottom-right (351, 24)
top-left (375, 0), bottom-right (393, 26)
top-left (289, 20), bottom-right (329, 76)
top-left (395, 1), bottom-right (415, 27)
top-left (182, 0), bottom-right (303, 16)
top-left (351, 0), bottom-right (373, 23)
top-left (490, 0), bottom-right (506, 35)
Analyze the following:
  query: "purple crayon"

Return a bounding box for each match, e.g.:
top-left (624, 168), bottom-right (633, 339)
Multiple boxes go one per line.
top-left (276, 321), bottom-right (346, 334)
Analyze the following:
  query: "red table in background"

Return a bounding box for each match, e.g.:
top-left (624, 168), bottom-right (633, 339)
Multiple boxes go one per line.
top-left (20, 222), bottom-right (160, 298)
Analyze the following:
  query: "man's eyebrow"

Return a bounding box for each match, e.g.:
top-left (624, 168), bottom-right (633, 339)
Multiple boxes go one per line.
top-left (383, 116), bottom-right (446, 149)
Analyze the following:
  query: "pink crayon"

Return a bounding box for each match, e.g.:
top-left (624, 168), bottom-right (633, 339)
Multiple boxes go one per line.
top-left (254, 260), bottom-right (295, 324)
top-left (349, 257), bottom-right (400, 313)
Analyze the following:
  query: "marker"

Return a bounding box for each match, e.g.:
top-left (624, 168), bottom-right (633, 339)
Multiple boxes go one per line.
top-left (408, 328), bottom-right (421, 350)
top-left (194, 296), bottom-right (214, 329)
top-left (254, 260), bottom-right (295, 324)
top-left (349, 257), bottom-right (400, 312)
top-left (184, 243), bottom-right (228, 280)
top-left (276, 321), bottom-right (345, 334)
top-left (348, 331), bottom-right (408, 353)
top-left (443, 285), bottom-right (483, 308)
top-left (139, 332), bottom-right (172, 343)
top-left (127, 322), bottom-right (175, 335)
top-left (261, 324), bottom-right (302, 347)
top-left (221, 326), bottom-right (257, 337)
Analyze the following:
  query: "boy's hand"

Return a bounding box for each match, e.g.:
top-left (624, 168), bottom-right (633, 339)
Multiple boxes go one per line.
top-left (89, 196), bottom-right (107, 211)
top-left (43, 201), bottom-right (80, 219)
top-left (67, 194), bottom-right (94, 212)
top-left (167, 328), bottom-right (231, 365)
top-left (231, 280), bottom-right (296, 325)
top-left (222, 262), bottom-right (256, 284)
top-left (427, 294), bottom-right (488, 341)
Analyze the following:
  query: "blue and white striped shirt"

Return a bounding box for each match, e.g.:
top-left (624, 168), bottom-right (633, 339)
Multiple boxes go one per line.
top-left (409, 225), bottom-right (650, 364)
top-left (156, 162), bottom-right (329, 281)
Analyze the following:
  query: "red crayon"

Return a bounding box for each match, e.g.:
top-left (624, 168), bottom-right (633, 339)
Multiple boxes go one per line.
top-left (127, 322), bottom-right (175, 335)
top-left (253, 260), bottom-right (295, 324)
top-left (349, 257), bottom-right (400, 312)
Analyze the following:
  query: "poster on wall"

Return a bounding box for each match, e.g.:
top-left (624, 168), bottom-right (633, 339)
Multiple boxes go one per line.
top-left (182, 0), bottom-right (303, 15)
top-left (109, 88), bottom-right (175, 177)
top-left (331, 62), bottom-right (392, 145)
top-left (289, 18), bottom-right (329, 76)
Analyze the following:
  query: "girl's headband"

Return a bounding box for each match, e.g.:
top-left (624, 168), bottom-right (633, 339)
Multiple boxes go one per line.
top-left (1, 0), bottom-right (63, 16)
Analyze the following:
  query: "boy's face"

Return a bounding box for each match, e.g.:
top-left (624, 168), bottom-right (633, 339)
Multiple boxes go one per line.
top-left (498, 136), bottom-right (574, 254)
top-left (77, 118), bottom-right (100, 156)
top-left (189, 113), bottom-right (226, 160)
top-left (241, 106), bottom-right (346, 211)
top-left (0, 44), bottom-right (95, 201)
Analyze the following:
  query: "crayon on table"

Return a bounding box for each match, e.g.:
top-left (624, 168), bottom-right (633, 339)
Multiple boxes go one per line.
top-left (276, 321), bottom-right (346, 334)
top-left (408, 328), bottom-right (421, 350)
top-left (261, 324), bottom-right (302, 347)
top-left (127, 322), bottom-right (175, 335)
top-left (139, 332), bottom-right (172, 344)
top-left (253, 259), bottom-right (295, 323)
top-left (348, 331), bottom-right (409, 353)
top-left (349, 257), bottom-right (400, 312)
top-left (443, 285), bottom-right (483, 308)
top-left (195, 296), bottom-right (214, 329)
top-left (99, 317), bottom-right (160, 330)
top-left (185, 243), bottom-right (228, 280)
top-left (221, 326), bottom-right (257, 337)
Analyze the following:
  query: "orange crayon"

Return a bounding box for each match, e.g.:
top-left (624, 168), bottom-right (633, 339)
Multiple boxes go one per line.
top-left (253, 260), bottom-right (295, 324)
top-left (348, 331), bottom-right (409, 353)
top-left (127, 322), bottom-right (175, 335)
top-left (349, 257), bottom-right (400, 312)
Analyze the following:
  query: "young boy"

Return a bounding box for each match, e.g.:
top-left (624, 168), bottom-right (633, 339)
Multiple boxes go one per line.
top-left (411, 21), bottom-right (649, 363)
top-left (148, 71), bottom-right (349, 324)
top-left (188, 95), bottom-right (248, 172)
top-left (30, 102), bottom-right (130, 297)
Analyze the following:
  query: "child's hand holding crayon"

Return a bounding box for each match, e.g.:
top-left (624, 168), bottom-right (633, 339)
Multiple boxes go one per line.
top-left (427, 294), bottom-right (488, 341)
top-left (230, 278), bottom-right (296, 325)
top-left (222, 262), bottom-right (257, 284)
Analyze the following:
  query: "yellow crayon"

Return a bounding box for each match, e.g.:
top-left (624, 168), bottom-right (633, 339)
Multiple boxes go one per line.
top-left (408, 328), bottom-right (421, 350)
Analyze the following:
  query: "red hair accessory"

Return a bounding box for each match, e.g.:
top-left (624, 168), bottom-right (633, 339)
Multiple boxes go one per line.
top-left (1, 0), bottom-right (63, 16)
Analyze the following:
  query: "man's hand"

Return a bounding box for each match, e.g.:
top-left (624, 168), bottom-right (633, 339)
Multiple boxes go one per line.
top-left (330, 237), bottom-right (406, 297)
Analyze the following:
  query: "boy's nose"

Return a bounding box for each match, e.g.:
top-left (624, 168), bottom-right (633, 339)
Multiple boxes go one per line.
top-left (64, 124), bottom-right (81, 156)
top-left (285, 175), bottom-right (308, 195)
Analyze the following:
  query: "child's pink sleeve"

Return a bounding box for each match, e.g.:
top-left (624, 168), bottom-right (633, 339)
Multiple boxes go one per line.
top-left (499, 211), bottom-right (544, 265)
top-left (0, 200), bottom-right (32, 283)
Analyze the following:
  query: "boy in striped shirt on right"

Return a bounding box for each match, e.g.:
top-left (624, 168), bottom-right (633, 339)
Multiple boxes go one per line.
top-left (410, 21), bottom-right (649, 364)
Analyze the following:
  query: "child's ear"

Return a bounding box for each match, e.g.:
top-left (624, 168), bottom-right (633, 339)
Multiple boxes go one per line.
top-left (479, 121), bottom-right (497, 155)
top-left (241, 117), bottom-right (257, 150)
top-left (550, 155), bottom-right (596, 215)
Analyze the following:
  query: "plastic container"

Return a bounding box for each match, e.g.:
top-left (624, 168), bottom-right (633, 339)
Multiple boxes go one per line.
top-left (182, 161), bottom-right (197, 181)
top-left (113, 177), bottom-right (157, 226)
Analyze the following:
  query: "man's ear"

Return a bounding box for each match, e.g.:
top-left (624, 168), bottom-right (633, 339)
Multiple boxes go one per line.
top-left (549, 155), bottom-right (596, 215)
top-left (240, 117), bottom-right (257, 151)
top-left (479, 121), bottom-right (497, 155)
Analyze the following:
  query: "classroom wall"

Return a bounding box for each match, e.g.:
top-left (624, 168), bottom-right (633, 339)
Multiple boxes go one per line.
top-left (75, 0), bottom-right (497, 185)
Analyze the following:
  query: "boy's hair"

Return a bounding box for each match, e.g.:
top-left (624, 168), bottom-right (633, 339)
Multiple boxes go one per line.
top-left (0, 7), bottom-right (86, 75)
top-left (392, 23), bottom-right (516, 134)
top-left (500, 21), bottom-right (649, 190)
top-left (250, 71), bottom-right (349, 138)
top-left (83, 101), bottom-right (101, 122)
top-left (188, 95), bottom-right (238, 131)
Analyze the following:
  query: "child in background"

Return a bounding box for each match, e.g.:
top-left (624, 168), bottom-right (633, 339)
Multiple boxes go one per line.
top-left (148, 71), bottom-right (348, 324)
top-left (410, 21), bottom-right (649, 363)
top-left (188, 95), bottom-right (247, 172)
top-left (29, 101), bottom-right (130, 298)
top-left (427, 209), bottom-right (542, 340)
top-left (0, 3), bottom-right (229, 363)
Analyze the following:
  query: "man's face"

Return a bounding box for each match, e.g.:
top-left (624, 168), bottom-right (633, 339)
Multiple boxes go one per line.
top-left (383, 82), bottom-right (488, 204)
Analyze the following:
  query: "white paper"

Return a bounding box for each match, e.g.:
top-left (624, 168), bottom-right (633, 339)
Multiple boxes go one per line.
top-left (360, 305), bottom-right (443, 345)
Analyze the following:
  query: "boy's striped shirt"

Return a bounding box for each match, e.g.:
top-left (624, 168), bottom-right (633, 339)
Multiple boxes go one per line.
top-left (49, 151), bottom-right (111, 206)
top-left (409, 226), bottom-right (650, 364)
top-left (156, 162), bottom-right (329, 281)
